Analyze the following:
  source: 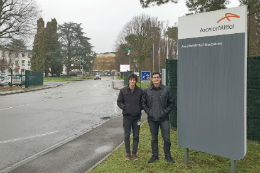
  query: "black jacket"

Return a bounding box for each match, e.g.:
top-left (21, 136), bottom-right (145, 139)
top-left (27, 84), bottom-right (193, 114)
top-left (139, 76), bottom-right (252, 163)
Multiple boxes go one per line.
top-left (142, 84), bottom-right (175, 121)
top-left (117, 86), bottom-right (143, 120)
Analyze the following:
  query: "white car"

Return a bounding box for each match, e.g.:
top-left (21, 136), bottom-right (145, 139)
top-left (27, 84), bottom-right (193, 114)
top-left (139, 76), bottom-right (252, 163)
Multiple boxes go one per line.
top-left (12, 76), bottom-right (22, 86)
top-left (0, 76), bottom-right (5, 86)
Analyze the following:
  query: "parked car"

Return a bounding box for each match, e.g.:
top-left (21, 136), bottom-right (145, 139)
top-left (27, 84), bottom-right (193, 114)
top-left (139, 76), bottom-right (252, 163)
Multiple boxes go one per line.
top-left (5, 76), bottom-right (12, 86)
top-left (0, 76), bottom-right (5, 86)
top-left (12, 76), bottom-right (22, 86)
top-left (22, 76), bottom-right (25, 85)
top-left (94, 75), bottom-right (101, 80)
top-left (69, 73), bottom-right (77, 77)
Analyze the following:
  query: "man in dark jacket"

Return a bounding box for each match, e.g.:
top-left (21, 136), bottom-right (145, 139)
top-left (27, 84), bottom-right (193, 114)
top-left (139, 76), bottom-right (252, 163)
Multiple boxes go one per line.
top-left (117, 73), bottom-right (143, 161)
top-left (142, 72), bottom-right (175, 163)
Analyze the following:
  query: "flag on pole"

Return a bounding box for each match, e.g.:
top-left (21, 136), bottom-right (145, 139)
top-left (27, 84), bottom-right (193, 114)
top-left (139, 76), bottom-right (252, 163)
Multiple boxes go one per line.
top-left (158, 47), bottom-right (160, 56)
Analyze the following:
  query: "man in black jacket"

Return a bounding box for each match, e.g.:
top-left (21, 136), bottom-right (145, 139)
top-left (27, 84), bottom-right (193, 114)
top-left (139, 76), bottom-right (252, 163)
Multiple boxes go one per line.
top-left (117, 73), bottom-right (143, 161)
top-left (142, 72), bottom-right (175, 163)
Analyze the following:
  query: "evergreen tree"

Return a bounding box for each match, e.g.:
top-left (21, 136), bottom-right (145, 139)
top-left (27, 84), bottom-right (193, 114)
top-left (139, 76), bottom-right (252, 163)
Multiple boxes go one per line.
top-left (31, 18), bottom-right (45, 71)
top-left (58, 22), bottom-right (92, 76)
top-left (140, 0), bottom-right (177, 8)
top-left (186, 0), bottom-right (230, 15)
top-left (6, 38), bottom-right (27, 50)
top-left (41, 19), bottom-right (62, 76)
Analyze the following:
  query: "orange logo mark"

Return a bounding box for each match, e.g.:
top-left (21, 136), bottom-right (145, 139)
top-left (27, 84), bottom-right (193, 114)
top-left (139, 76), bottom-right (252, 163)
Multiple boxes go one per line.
top-left (217, 13), bottom-right (240, 23)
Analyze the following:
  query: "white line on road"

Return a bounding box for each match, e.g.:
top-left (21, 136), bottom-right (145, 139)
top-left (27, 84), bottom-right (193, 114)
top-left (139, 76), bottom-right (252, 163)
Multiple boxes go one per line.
top-left (0, 104), bottom-right (29, 111)
top-left (0, 131), bottom-right (59, 144)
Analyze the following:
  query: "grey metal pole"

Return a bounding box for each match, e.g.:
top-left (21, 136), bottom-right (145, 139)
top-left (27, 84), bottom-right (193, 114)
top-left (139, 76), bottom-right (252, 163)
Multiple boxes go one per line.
top-left (153, 43), bottom-right (154, 73)
top-left (167, 36), bottom-right (169, 60)
top-left (158, 45), bottom-right (160, 73)
top-left (231, 159), bottom-right (236, 173)
top-left (184, 148), bottom-right (189, 165)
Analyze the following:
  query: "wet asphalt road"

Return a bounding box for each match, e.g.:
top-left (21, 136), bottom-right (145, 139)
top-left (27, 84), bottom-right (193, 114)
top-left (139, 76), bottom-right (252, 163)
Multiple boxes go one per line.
top-left (0, 76), bottom-right (123, 172)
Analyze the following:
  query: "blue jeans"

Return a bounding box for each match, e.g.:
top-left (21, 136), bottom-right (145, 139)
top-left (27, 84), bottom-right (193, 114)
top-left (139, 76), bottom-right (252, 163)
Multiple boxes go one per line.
top-left (123, 117), bottom-right (140, 154)
top-left (148, 120), bottom-right (171, 157)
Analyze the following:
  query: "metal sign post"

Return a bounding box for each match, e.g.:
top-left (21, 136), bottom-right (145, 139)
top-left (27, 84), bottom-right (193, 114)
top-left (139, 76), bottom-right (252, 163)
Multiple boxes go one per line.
top-left (141, 71), bottom-right (151, 83)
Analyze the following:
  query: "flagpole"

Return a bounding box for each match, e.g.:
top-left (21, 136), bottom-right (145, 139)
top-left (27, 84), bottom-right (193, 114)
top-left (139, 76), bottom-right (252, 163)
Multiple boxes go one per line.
top-left (167, 36), bottom-right (168, 60)
top-left (153, 43), bottom-right (154, 73)
top-left (158, 46), bottom-right (160, 73)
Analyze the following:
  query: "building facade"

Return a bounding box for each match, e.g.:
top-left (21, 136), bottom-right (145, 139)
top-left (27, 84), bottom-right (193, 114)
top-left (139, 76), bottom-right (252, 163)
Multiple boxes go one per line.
top-left (93, 52), bottom-right (116, 72)
top-left (0, 48), bottom-right (32, 76)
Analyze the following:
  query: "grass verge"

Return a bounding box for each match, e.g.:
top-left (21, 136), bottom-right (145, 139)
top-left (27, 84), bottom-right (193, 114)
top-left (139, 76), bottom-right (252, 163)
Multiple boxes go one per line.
top-left (44, 76), bottom-right (94, 82)
top-left (117, 76), bottom-right (124, 80)
top-left (89, 121), bottom-right (260, 173)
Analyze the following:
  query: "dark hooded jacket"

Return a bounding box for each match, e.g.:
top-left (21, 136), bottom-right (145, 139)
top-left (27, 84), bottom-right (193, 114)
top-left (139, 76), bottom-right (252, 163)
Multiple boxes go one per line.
top-left (117, 85), bottom-right (143, 120)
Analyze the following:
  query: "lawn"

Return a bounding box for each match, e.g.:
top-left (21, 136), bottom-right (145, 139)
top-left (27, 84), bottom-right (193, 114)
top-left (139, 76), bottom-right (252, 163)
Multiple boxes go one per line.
top-left (44, 76), bottom-right (94, 82)
top-left (89, 121), bottom-right (260, 173)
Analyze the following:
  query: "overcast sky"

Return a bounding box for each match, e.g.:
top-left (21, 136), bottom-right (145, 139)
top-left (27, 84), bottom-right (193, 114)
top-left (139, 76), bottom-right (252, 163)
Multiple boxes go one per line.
top-left (36, 0), bottom-right (241, 54)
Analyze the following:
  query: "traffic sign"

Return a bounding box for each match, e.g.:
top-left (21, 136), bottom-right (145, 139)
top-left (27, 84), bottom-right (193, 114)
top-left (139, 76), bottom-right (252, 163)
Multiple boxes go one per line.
top-left (141, 71), bottom-right (151, 81)
top-left (17, 66), bottom-right (20, 69)
top-left (125, 48), bottom-right (130, 50)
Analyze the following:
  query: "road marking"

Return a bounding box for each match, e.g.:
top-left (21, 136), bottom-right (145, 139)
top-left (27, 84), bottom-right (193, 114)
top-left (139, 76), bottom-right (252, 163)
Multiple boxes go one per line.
top-left (0, 131), bottom-right (59, 144)
top-left (0, 104), bottom-right (29, 111)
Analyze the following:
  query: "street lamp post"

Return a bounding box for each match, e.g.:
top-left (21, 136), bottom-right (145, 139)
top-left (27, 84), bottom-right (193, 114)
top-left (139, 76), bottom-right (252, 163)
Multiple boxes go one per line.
top-left (126, 48), bottom-right (131, 70)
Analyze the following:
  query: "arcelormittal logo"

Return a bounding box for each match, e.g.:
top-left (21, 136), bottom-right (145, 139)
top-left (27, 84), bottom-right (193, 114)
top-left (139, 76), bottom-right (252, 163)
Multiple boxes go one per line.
top-left (217, 13), bottom-right (240, 23)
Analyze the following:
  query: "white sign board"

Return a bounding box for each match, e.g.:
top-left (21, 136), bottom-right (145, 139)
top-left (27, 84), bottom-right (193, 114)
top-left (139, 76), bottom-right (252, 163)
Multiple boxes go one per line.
top-left (177, 6), bottom-right (247, 160)
top-left (120, 64), bottom-right (130, 72)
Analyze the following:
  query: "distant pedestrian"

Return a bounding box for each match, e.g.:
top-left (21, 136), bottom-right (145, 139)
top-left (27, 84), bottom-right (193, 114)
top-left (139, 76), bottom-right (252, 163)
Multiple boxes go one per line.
top-left (117, 73), bottom-right (143, 161)
top-left (142, 72), bottom-right (175, 163)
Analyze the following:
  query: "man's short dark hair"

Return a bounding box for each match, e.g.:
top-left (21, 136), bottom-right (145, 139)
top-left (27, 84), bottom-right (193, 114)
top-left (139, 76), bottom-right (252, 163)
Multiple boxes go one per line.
top-left (128, 73), bottom-right (138, 83)
top-left (152, 72), bottom-right (161, 78)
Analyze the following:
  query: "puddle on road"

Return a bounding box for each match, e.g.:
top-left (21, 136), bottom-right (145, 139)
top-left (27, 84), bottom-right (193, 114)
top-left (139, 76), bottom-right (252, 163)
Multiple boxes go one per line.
top-left (95, 145), bottom-right (112, 153)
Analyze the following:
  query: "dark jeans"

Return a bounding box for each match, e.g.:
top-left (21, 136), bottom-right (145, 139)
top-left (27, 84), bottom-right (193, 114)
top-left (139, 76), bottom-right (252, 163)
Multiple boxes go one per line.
top-left (148, 120), bottom-right (171, 157)
top-left (123, 117), bottom-right (140, 154)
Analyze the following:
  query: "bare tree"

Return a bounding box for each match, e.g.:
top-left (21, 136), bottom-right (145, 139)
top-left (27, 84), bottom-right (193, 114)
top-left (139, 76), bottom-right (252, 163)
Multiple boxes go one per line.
top-left (0, 0), bottom-right (41, 43)
top-left (115, 14), bottom-right (166, 74)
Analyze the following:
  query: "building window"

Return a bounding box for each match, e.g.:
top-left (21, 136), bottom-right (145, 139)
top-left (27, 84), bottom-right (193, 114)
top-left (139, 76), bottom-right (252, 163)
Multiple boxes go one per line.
top-left (22, 53), bottom-right (25, 57)
top-left (21, 69), bottom-right (25, 72)
top-left (15, 60), bottom-right (19, 65)
top-left (22, 60), bottom-right (25, 66)
top-left (15, 53), bottom-right (18, 57)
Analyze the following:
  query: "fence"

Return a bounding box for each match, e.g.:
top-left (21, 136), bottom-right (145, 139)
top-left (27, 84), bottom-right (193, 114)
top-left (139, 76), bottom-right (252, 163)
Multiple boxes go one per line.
top-left (124, 71), bottom-right (133, 86)
top-left (166, 57), bottom-right (260, 141)
top-left (247, 56), bottom-right (260, 141)
top-left (25, 70), bottom-right (43, 88)
top-left (166, 59), bottom-right (177, 128)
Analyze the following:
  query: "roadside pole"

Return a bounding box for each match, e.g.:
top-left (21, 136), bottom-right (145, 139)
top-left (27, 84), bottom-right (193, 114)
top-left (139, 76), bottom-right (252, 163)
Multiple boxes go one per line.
top-left (21, 70), bottom-right (22, 88)
top-left (11, 69), bottom-right (12, 88)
